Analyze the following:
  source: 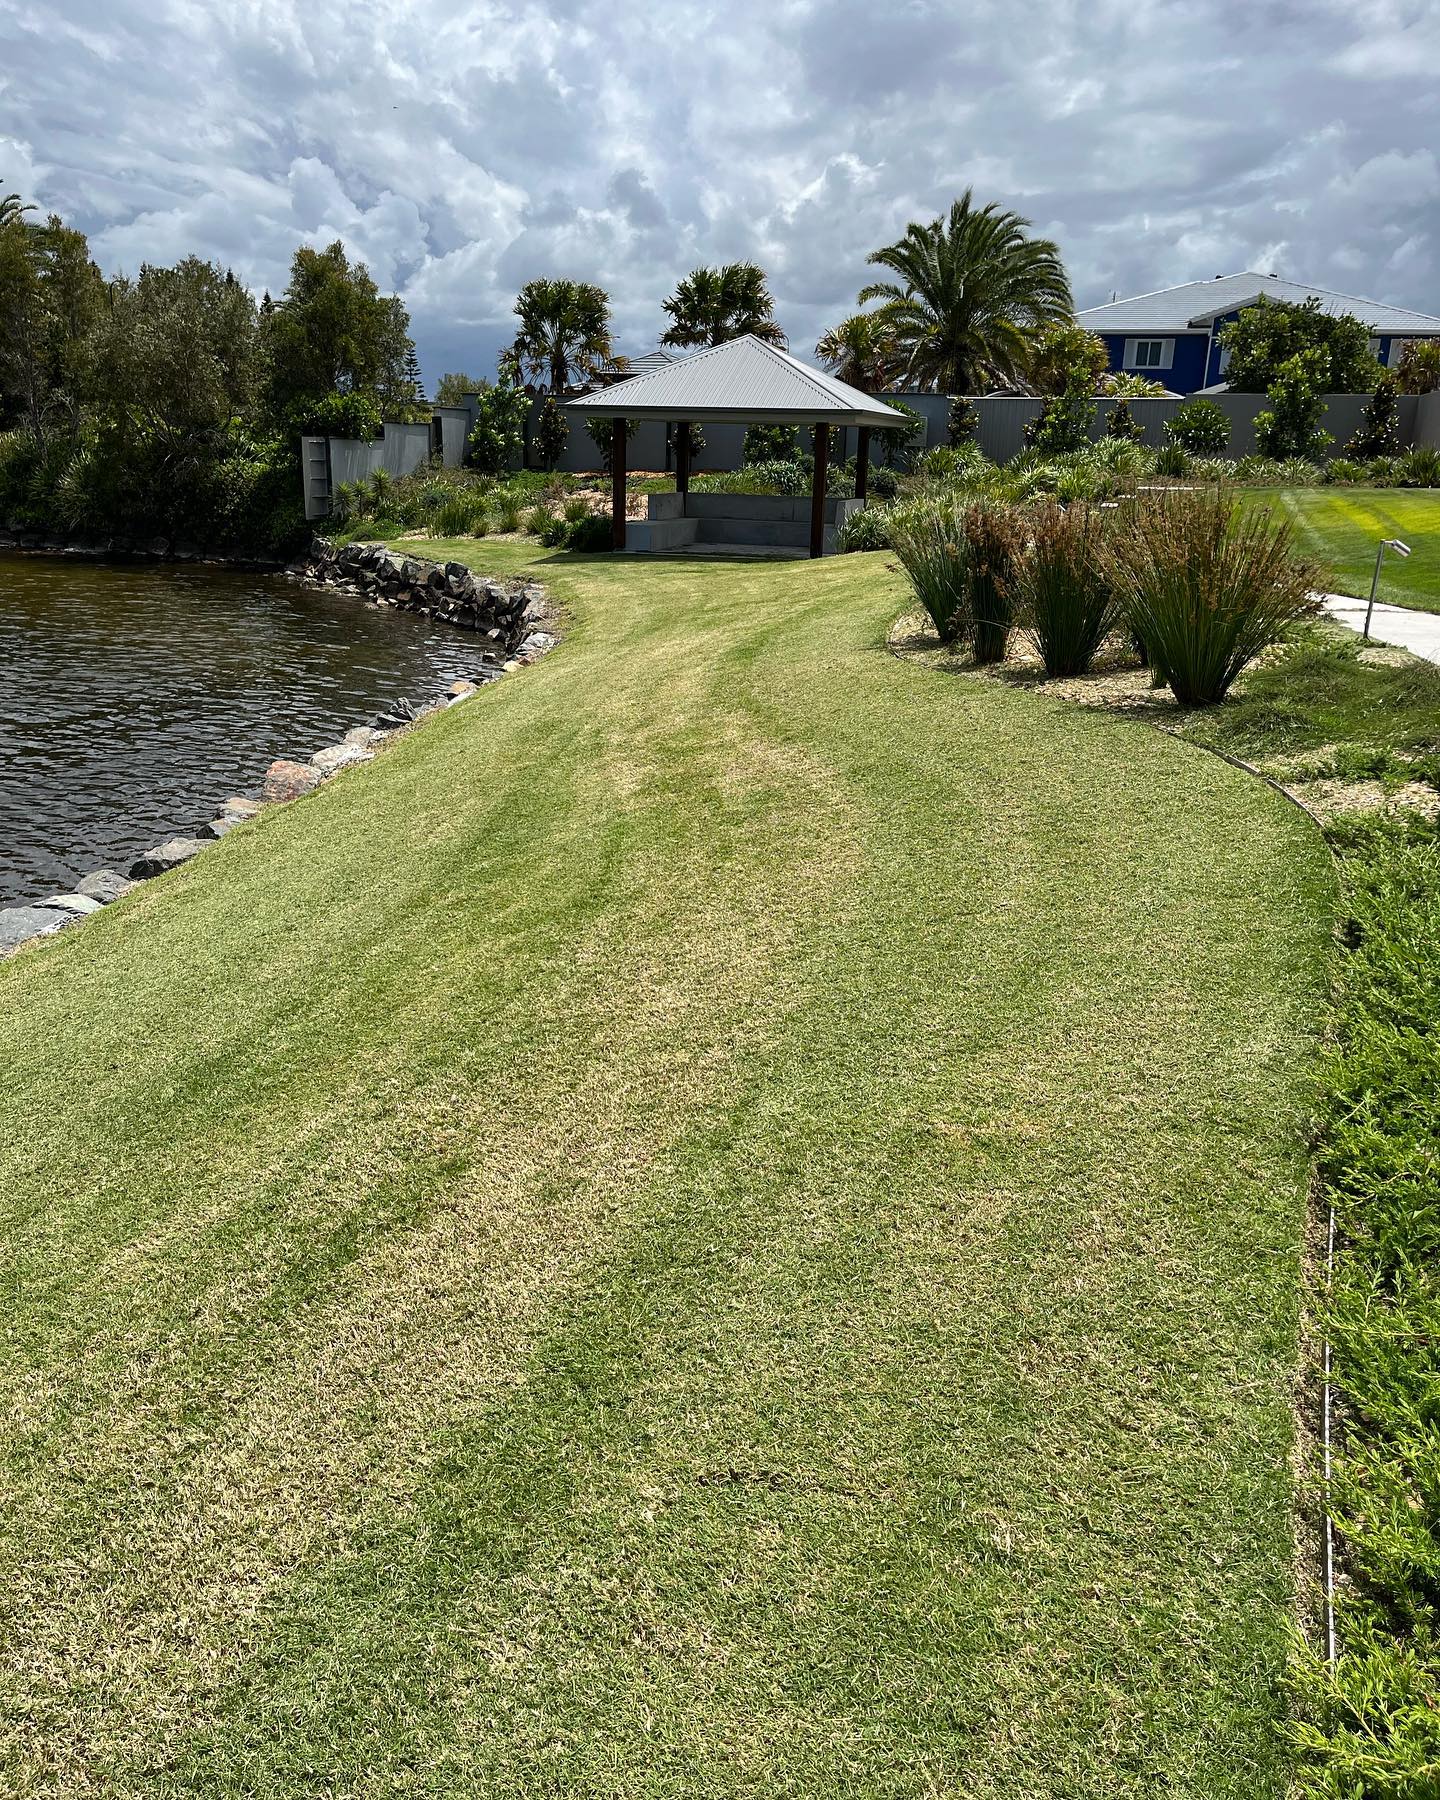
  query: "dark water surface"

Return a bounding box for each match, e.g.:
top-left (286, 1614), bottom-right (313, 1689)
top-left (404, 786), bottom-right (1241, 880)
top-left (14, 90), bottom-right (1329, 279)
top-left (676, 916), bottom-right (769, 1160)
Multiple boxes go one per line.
top-left (0, 553), bottom-right (485, 905)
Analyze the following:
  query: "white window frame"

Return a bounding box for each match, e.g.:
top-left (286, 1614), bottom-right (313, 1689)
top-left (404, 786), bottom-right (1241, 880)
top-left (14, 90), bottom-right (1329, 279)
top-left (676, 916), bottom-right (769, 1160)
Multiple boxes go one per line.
top-left (1123, 337), bottom-right (1174, 372)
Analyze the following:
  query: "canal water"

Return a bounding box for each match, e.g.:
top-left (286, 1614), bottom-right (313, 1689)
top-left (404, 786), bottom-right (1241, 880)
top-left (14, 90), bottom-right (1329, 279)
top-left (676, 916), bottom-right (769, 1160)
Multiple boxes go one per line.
top-left (0, 553), bottom-right (484, 905)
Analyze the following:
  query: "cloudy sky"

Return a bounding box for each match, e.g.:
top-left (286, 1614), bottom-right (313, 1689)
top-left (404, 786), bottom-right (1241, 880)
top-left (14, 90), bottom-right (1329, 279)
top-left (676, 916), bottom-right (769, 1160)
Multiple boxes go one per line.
top-left (2, 0), bottom-right (1437, 388)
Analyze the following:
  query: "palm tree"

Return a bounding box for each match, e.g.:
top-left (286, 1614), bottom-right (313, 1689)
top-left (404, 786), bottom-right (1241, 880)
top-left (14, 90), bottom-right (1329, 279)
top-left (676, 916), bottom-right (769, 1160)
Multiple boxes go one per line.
top-left (814, 312), bottom-right (902, 391)
top-left (857, 190), bottom-right (1072, 394)
top-left (509, 278), bottom-right (615, 397)
top-left (660, 263), bottom-right (786, 349)
top-left (0, 193), bottom-right (37, 231)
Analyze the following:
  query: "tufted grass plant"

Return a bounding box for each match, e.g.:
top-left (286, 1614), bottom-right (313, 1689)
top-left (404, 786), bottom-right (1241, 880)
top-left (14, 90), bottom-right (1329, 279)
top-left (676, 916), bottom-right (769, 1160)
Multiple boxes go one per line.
top-left (962, 498), bottom-right (1023, 664)
top-left (1105, 489), bottom-right (1316, 705)
top-left (886, 492), bottom-right (973, 644)
top-left (1015, 502), bottom-right (1120, 678)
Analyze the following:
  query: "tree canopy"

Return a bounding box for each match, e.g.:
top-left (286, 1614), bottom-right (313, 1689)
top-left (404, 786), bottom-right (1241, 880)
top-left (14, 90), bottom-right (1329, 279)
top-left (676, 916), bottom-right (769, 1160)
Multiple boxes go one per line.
top-left (1219, 297), bottom-right (1383, 394)
top-left (661, 263), bottom-right (786, 349)
top-left (814, 313), bottom-right (901, 391)
top-left (857, 189), bottom-right (1072, 394)
top-left (262, 242), bottom-right (418, 431)
top-left (508, 278), bottom-right (615, 397)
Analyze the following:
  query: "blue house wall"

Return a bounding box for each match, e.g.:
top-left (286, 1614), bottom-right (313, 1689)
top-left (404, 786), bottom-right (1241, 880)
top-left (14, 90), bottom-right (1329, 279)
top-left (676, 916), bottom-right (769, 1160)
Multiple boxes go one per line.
top-left (1098, 331), bottom-right (1210, 394)
top-left (1101, 319), bottom-right (1427, 395)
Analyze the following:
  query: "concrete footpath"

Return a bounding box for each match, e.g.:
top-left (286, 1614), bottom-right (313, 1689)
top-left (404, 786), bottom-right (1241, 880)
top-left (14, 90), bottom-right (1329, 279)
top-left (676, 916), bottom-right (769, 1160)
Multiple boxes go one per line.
top-left (1322, 594), bottom-right (1440, 667)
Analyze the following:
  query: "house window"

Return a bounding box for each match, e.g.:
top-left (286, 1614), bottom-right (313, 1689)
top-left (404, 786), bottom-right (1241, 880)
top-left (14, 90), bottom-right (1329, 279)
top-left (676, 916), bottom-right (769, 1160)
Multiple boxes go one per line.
top-left (1126, 338), bottom-right (1173, 371)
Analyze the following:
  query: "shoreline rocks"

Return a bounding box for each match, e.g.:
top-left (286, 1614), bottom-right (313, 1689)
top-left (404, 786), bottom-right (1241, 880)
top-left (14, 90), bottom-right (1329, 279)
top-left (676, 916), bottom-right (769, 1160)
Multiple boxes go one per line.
top-left (0, 527), bottom-right (286, 570)
top-left (289, 538), bottom-right (551, 657)
top-left (0, 557), bottom-right (558, 959)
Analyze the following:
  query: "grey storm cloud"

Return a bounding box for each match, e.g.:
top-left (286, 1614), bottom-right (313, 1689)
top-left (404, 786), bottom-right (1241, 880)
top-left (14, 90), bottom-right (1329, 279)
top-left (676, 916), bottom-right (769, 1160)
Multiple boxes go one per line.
top-left (1, 0), bottom-right (1436, 385)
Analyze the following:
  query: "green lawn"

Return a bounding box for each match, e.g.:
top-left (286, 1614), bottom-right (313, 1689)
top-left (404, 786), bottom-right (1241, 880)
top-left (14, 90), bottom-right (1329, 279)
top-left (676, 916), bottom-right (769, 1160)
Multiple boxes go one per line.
top-left (1240, 487), bottom-right (1440, 611)
top-left (0, 543), bottom-right (1332, 1797)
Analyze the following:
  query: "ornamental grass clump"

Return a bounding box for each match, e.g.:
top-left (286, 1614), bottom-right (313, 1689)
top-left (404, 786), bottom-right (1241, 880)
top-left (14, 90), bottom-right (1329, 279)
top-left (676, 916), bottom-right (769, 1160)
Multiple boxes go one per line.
top-left (961, 499), bottom-right (1022, 664)
top-left (887, 494), bottom-right (973, 644)
top-left (1015, 502), bottom-right (1119, 677)
top-left (1105, 490), bottom-right (1316, 705)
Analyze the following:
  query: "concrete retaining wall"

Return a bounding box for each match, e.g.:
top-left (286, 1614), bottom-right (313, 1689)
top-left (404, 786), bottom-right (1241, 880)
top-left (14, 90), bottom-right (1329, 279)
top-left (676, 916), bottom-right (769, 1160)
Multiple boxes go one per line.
top-left (1417, 390), bottom-right (1440, 449)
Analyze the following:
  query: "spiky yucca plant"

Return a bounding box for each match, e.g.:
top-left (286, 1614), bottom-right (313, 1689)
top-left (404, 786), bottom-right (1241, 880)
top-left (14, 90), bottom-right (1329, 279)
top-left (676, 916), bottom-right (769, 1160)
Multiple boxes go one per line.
top-left (1015, 502), bottom-right (1119, 677)
top-left (1105, 491), bottom-right (1316, 704)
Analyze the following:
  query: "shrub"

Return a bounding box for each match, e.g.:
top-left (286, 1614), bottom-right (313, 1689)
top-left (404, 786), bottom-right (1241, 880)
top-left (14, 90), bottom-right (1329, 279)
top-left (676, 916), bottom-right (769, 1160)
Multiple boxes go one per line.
top-left (1104, 398), bottom-right (1144, 442)
top-left (1165, 397), bottom-right (1230, 456)
top-left (1234, 454), bottom-right (1323, 487)
top-left (838, 505), bottom-right (892, 552)
top-left (533, 399), bottom-right (569, 471)
top-left (1323, 457), bottom-right (1369, 485)
top-left (742, 422), bottom-right (799, 463)
top-left (887, 494), bottom-right (973, 644)
top-left (1396, 445), bottom-right (1440, 488)
top-left (538, 512), bottom-right (569, 547)
top-left (1190, 456), bottom-right (1238, 484)
top-left (302, 391), bottom-right (384, 440)
top-left (1024, 367), bottom-right (1093, 455)
top-left (947, 396), bottom-right (979, 442)
top-left (1365, 455), bottom-right (1401, 486)
top-left (585, 415), bottom-right (640, 472)
top-left (961, 500), bottom-right (1023, 663)
top-left (1104, 489), bottom-right (1316, 704)
top-left (1155, 442), bottom-right (1190, 478)
top-left (875, 398), bottom-right (924, 468)
top-left (523, 504), bottom-right (550, 536)
top-left (1392, 339), bottom-right (1440, 395)
top-left (431, 492), bottom-right (486, 538)
top-left (915, 442), bottom-right (991, 487)
top-left (867, 463), bottom-right (900, 499)
top-left (493, 490), bottom-right (525, 531)
top-left (565, 513), bottom-right (611, 552)
top-left (1254, 348), bottom-right (1333, 460)
top-left (1346, 379), bottom-right (1402, 458)
top-left (1087, 436), bottom-right (1152, 478)
top-left (468, 381), bottom-right (529, 475)
top-left (1015, 502), bottom-right (1119, 677)
top-left (562, 495), bottom-right (592, 525)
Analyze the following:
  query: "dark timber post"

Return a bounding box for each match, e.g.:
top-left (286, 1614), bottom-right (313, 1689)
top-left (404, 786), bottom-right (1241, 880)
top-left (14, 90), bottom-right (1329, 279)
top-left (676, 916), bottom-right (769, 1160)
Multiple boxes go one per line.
top-left (855, 426), bottom-right (871, 501)
top-left (675, 421), bottom-right (691, 504)
top-left (611, 418), bottom-right (627, 552)
top-left (810, 422), bottom-right (829, 559)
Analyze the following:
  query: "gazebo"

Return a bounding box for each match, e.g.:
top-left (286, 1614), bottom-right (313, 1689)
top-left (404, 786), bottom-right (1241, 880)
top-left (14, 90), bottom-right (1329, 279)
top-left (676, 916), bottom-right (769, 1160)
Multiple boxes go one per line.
top-left (565, 335), bottom-right (910, 557)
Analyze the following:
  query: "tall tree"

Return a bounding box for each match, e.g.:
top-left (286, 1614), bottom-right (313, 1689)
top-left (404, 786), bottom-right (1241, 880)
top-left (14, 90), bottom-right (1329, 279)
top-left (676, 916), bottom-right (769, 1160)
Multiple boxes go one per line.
top-left (1218, 297), bottom-right (1382, 394)
top-left (857, 190), bottom-right (1072, 393)
top-left (660, 263), bottom-right (786, 349)
top-left (508, 278), bottom-right (614, 397)
top-left (0, 208), bottom-right (104, 439)
top-left (814, 312), bottom-right (901, 390)
top-left (261, 241), bottom-right (418, 430)
top-left (434, 371), bottom-right (487, 407)
top-left (89, 257), bottom-right (260, 452)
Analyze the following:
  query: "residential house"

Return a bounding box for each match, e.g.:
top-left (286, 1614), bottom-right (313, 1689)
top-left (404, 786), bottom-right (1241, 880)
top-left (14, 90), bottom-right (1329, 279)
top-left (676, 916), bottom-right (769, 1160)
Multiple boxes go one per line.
top-left (1077, 273), bottom-right (1440, 394)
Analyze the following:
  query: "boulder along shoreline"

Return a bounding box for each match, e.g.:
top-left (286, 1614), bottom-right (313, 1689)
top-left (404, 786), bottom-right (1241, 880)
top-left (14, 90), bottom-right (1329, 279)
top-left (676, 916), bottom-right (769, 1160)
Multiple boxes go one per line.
top-left (0, 539), bottom-right (557, 956)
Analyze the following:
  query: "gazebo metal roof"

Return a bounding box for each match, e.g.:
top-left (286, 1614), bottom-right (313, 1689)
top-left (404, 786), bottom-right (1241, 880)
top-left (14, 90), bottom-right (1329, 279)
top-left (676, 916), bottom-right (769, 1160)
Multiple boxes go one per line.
top-left (565, 334), bottom-right (909, 429)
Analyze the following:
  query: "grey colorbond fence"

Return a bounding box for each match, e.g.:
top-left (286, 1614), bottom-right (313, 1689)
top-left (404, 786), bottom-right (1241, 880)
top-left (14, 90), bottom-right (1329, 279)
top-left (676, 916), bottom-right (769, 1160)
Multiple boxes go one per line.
top-left (967, 392), bottom-right (1424, 464)
top-left (305, 383), bottom-right (1440, 519)
top-left (303, 419), bottom-right (462, 521)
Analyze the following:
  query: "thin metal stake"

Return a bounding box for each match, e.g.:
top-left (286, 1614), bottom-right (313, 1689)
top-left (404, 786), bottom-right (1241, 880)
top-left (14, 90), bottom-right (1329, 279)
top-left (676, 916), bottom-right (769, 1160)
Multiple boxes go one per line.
top-left (1363, 544), bottom-right (1384, 640)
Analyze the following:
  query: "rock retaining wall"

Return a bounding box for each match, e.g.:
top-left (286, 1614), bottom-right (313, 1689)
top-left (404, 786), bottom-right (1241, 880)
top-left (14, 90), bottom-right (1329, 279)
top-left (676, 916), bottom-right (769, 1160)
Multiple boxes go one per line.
top-left (290, 538), bottom-right (548, 652)
top-left (0, 546), bottom-right (557, 957)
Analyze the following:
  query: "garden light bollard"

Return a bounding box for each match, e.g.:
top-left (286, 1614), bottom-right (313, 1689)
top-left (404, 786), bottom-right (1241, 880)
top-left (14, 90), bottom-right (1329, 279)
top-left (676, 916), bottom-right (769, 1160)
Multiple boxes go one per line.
top-left (1363, 538), bottom-right (1411, 639)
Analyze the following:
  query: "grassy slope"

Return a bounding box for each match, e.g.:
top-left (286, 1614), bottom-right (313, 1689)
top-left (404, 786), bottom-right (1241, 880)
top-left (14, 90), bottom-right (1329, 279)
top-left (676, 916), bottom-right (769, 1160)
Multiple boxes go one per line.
top-left (0, 543), bottom-right (1331, 1798)
top-left (1239, 488), bottom-right (1440, 611)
